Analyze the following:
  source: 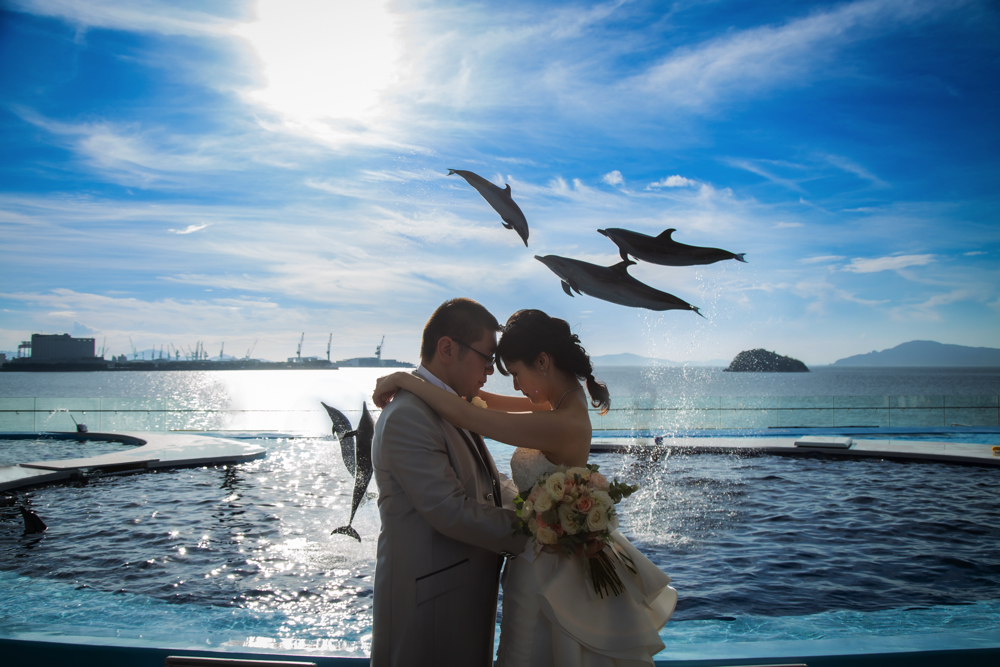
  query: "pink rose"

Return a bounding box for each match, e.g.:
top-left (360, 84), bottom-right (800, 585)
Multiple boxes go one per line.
top-left (589, 472), bottom-right (609, 491)
top-left (573, 496), bottom-right (594, 513)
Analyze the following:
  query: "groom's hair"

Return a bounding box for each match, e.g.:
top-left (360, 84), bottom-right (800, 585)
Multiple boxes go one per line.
top-left (421, 298), bottom-right (501, 364)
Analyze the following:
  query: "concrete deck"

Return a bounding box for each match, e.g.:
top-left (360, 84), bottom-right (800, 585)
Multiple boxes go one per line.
top-left (591, 436), bottom-right (1000, 467)
top-left (0, 432), bottom-right (267, 492)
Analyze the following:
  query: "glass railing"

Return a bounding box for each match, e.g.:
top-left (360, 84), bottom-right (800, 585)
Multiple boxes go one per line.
top-left (2, 396), bottom-right (998, 433)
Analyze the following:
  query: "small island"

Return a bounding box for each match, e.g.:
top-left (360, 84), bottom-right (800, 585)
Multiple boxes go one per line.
top-left (724, 349), bottom-right (809, 373)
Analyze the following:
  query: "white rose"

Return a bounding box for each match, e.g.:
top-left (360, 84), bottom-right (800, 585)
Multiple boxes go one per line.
top-left (545, 472), bottom-right (567, 500)
top-left (586, 505), bottom-right (609, 532)
top-left (534, 493), bottom-right (553, 512)
top-left (558, 505), bottom-right (580, 535)
top-left (592, 490), bottom-right (614, 510)
top-left (536, 525), bottom-right (558, 545)
top-left (471, 396), bottom-right (488, 409)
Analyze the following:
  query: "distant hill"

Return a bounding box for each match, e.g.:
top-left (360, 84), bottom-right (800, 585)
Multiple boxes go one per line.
top-left (724, 349), bottom-right (809, 373)
top-left (833, 340), bottom-right (1000, 367)
top-left (592, 352), bottom-right (728, 367)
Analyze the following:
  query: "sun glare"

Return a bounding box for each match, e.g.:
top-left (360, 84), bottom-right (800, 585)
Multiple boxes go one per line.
top-left (235, 0), bottom-right (400, 128)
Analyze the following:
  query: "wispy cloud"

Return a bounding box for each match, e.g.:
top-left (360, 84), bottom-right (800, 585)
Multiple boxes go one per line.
top-left (626, 0), bottom-right (956, 111)
top-left (11, 0), bottom-right (239, 37)
top-left (725, 158), bottom-right (806, 193)
top-left (843, 254), bottom-right (936, 273)
top-left (800, 255), bottom-right (846, 264)
top-left (168, 223), bottom-right (210, 235)
top-left (774, 222), bottom-right (804, 229)
top-left (824, 154), bottom-right (889, 188)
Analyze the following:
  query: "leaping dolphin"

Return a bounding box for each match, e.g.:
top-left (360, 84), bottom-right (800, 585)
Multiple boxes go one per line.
top-left (598, 228), bottom-right (746, 266)
top-left (448, 169), bottom-right (529, 246)
top-left (20, 505), bottom-right (47, 534)
top-left (322, 401), bottom-right (357, 477)
top-left (323, 402), bottom-right (375, 542)
top-left (535, 254), bottom-right (704, 316)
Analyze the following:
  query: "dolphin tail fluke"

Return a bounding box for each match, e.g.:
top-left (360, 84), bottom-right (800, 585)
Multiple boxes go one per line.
top-left (331, 525), bottom-right (361, 542)
top-left (561, 281), bottom-right (575, 297)
top-left (692, 306), bottom-right (707, 319)
top-left (734, 253), bottom-right (747, 263)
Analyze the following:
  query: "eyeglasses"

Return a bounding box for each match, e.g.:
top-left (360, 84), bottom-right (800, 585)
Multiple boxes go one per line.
top-left (453, 339), bottom-right (495, 367)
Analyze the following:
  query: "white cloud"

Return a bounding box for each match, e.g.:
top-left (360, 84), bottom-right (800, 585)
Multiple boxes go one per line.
top-left (627, 0), bottom-right (951, 111)
top-left (168, 223), bottom-right (210, 235)
top-left (725, 158), bottom-right (805, 193)
top-left (964, 250), bottom-right (986, 256)
top-left (800, 255), bottom-right (846, 264)
top-left (843, 254), bottom-right (936, 273)
top-left (824, 154), bottom-right (889, 188)
top-left (602, 170), bottom-right (624, 186)
top-left (11, 0), bottom-right (237, 36)
top-left (774, 222), bottom-right (804, 229)
top-left (647, 175), bottom-right (696, 189)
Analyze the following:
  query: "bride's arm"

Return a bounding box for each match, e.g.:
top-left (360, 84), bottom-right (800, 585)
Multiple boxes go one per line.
top-left (476, 389), bottom-right (550, 412)
top-left (373, 372), bottom-right (588, 459)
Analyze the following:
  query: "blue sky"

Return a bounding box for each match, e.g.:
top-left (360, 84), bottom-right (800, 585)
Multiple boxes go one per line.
top-left (1, 0), bottom-right (998, 365)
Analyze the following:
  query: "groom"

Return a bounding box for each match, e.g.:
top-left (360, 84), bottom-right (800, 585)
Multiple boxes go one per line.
top-left (370, 298), bottom-right (528, 667)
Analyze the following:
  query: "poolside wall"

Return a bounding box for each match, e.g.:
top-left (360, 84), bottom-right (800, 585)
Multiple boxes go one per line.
top-left (2, 396), bottom-right (997, 432)
top-left (2, 637), bottom-right (1000, 667)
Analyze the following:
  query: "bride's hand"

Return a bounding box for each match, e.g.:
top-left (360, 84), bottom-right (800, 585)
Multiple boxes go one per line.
top-left (373, 372), bottom-right (406, 408)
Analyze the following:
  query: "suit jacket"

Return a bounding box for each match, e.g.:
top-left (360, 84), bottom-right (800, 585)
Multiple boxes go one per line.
top-left (371, 387), bottom-right (528, 667)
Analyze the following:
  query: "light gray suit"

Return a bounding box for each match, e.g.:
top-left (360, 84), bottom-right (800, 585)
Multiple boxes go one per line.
top-left (371, 387), bottom-right (527, 667)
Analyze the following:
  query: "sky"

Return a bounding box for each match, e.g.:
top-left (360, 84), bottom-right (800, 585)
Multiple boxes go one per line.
top-left (1, 0), bottom-right (998, 366)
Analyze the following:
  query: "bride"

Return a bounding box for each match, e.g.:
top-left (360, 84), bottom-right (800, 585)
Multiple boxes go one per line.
top-left (373, 309), bottom-right (676, 666)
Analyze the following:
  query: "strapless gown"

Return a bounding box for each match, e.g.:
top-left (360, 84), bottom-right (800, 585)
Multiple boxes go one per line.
top-left (495, 448), bottom-right (677, 667)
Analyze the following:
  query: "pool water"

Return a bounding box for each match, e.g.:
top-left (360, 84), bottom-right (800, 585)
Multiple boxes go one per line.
top-left (1, 435), bottom-right (998, 657)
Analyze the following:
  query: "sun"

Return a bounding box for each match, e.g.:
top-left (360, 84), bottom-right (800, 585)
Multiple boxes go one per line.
top-left (235, 0), bottom-right (400, 129)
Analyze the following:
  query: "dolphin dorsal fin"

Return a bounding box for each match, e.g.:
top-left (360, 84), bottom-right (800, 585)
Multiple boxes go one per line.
top-left (503, 183), bottom-right (511, 196)
top-left (611, 260), bottom-right (636, 274)
top-left (656, 228), bottom-right (676, 240)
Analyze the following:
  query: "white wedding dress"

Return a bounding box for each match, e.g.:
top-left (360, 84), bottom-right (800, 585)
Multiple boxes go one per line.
top-left (495, 448), bottom-right (678, 667)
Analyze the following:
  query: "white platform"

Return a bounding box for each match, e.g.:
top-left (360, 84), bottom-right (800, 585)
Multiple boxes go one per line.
top-left (0, 432), bottom-right (266, 492)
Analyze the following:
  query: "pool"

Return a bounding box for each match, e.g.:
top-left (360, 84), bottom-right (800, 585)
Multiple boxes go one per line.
top-left (2, 433), bottom-right (999, 663)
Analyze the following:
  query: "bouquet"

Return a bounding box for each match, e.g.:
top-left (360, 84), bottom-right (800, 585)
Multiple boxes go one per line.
top-left (512, 463), bottom-right (639, 598)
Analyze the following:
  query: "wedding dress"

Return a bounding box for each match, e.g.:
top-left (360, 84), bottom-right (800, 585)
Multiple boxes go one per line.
top-left (495, 448), bottom-right (677, 667)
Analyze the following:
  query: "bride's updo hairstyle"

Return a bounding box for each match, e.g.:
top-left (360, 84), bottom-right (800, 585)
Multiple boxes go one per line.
top-left (496, 309), bottom-right (611, 415)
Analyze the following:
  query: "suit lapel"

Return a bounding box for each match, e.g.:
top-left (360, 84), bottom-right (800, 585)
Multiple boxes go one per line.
top-left (458, 429), bottom-right (502, 507)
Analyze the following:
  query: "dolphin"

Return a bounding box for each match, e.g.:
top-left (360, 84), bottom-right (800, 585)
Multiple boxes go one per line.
top-left (20, 505), bottom-right (47, 534)
top-left (322, 401), bottom-right (357, 477)
top-left (535, 254), bottom-right (704, 316)
top-left (448, 169), bottom-right (529, 246)
top-left (598, 228), bottom-right (746, 266)
top-left (324, 402), bottom-right (375, 542)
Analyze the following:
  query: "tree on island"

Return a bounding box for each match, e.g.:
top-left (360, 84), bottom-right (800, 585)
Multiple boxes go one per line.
top-left (724, 349), bottom-right (809, 373)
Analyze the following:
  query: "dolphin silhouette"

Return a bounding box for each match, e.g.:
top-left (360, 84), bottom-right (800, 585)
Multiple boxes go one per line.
top-left (324, 402), bottom-right (375, 542)
top-left (535, 254), bottom-right (704, 316)
top-left (598, 228), bottom-right (746, 266)
top-left (20, 505), bottom-right (47, 534)
top-left (448, 169), bottom-right (529, 246)
top-left (322, 401), bottom-right (357, 477)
